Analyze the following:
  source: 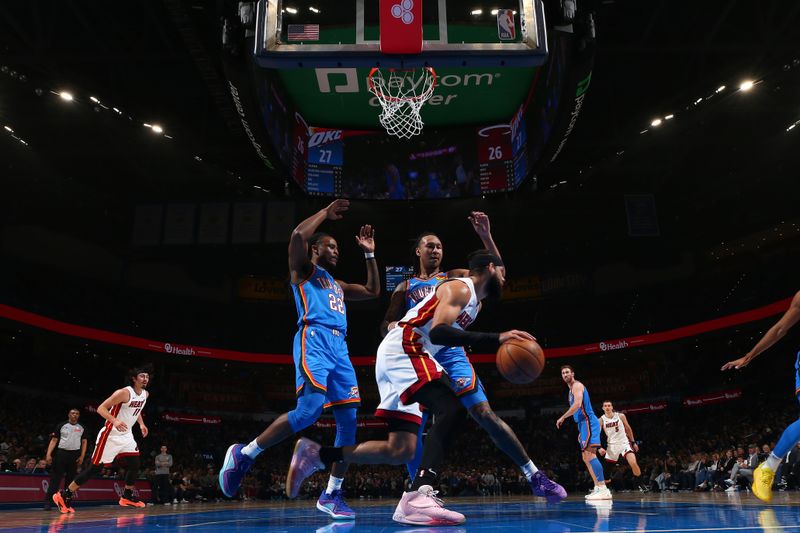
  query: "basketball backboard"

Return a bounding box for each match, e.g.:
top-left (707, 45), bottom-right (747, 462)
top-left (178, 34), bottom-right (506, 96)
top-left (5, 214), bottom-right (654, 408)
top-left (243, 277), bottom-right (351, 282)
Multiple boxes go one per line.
top-left (254, 0), bottom-right (548, 68)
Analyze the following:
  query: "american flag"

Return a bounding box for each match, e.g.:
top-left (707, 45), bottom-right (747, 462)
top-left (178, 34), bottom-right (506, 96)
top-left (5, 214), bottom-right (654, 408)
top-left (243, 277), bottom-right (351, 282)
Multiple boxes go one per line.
top-left (287, 24), bottom-right (320, 41)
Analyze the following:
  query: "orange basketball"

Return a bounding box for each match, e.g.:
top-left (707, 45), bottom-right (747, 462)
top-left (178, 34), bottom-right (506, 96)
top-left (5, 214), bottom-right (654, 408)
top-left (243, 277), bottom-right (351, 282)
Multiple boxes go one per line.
top-left (496, 339), bottom-right (545, 384)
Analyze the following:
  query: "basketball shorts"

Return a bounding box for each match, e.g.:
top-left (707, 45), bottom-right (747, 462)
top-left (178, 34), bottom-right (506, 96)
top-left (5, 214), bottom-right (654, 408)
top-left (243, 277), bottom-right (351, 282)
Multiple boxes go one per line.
top-left (293, 325), bottom-right (360, 409)
top-left (604, 441), bottom-right (634, 462)
top-left (794, 351), bottom-right (799, 405)
top-left (374, 329), bottom-right (443, 427)
top-left (576, 413), bottom-right (602, 451)
top-left (434, 346), bottom-right (488, 409)
top-left (90, 427), bottom-right (139, 466)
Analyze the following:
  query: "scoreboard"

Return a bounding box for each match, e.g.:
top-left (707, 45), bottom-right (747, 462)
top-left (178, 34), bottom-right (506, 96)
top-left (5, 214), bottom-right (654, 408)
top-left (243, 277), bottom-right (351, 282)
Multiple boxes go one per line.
top-left (305, 128), bottom-right (344, 196)
top-left (476, 107), bottom-right (529, 193)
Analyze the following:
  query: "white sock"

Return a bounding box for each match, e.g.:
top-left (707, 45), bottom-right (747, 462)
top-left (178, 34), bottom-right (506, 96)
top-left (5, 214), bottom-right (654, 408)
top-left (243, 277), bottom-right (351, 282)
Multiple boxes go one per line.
top-left (766, 452), bottom-right (782, 472)
top-left (521, 460), bottom-right (539, 480)
top-left (326, 476), bottom-right (344, 495)
top-left (241, 440), bottom-right (263, 459)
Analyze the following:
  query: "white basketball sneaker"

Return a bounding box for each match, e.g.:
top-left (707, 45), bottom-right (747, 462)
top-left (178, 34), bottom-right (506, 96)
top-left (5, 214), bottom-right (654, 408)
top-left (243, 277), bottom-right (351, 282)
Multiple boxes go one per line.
top-left (585, 485), bottom-right (612, 501)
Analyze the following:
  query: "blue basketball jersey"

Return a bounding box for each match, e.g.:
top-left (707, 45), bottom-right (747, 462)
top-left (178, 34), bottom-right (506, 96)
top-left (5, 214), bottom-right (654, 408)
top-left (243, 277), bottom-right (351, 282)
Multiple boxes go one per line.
top-left (292, 264), bottom-right (347, 333)
top-left (405, 273), bottom-right (449, 310)
top-left (569, 383), bottom-right (597, 423)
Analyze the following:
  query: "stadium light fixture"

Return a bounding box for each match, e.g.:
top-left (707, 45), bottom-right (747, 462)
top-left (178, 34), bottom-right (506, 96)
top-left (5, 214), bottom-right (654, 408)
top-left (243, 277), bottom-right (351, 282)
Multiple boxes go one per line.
top-left (59, 91), bottom-right (73, 101)
top-left (650, 118), bottom-right (662, 127)
top-left (739, 80), bottom-right (754, 91)
top-left (491, 9), bottom-right (499, 15)
top-left (664, 114), bottom-right (674, 120)
top-left (471, 9), bottom-right (483, 16)
top-left (309, 6), bottom-right (320, 13)
top-left (285, 7), bottom-right (297, 14)
top-left (152, 125), bottom-right (163, 134)
top-left (716, 85), bottom-right (726, 93)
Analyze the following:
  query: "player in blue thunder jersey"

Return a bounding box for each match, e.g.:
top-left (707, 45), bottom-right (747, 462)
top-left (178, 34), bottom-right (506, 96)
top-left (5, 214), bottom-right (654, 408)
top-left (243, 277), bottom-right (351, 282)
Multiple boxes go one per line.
top-left (220, 199), bottom-right (380, 519)
top-left (722, 289), bottom-right (800, 503)
top-left (380, 212), bottom-right (566, 502)
top-left (557, 365), bottom-right (611, 501)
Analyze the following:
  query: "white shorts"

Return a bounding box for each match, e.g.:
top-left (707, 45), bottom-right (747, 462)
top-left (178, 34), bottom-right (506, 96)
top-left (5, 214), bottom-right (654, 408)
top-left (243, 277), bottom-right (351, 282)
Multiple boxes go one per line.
top-left (90, 425), bottom-right (139, 465)
top-left (605, 441), bottom-right (634, 463)
top-left (374, 328), bottom-right (443, 426)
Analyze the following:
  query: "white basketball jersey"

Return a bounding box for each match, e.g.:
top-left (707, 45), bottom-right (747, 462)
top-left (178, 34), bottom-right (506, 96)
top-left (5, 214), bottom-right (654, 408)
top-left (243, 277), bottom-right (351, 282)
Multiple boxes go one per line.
top-left (110, 386), bottom-right (148, 435)
top-left (601, 413), bottom-right (628, 445)
top-left (396, 277), bottom-right (481, 357)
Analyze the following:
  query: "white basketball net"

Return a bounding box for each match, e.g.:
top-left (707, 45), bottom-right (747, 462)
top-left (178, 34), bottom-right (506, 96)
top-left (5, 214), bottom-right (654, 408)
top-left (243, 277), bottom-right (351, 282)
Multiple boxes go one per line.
top-left (368, 67), bottom-right (437, 139)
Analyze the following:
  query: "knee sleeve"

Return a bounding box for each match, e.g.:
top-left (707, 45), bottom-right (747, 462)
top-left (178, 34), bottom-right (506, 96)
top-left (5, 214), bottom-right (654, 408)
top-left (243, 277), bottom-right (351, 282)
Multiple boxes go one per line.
top-left (287, 390), bottom-right (326, 433)
top-left (124, 456), bottom-right (141, 485)
top-left (333, 407), bottom-right (357, 447)
top-left (589, 457), bottom-right (605, 482)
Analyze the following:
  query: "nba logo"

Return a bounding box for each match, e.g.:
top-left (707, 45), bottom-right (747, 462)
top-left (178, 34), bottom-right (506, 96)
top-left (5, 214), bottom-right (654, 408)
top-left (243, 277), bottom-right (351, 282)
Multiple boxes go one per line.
top-left (497, 9), bottom-right (516, 41)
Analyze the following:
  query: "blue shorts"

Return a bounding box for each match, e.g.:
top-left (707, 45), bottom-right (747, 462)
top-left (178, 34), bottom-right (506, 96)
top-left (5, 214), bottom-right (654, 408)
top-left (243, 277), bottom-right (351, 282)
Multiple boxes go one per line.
top-left (436, 346), bottom-right (488, 409)
top-left (576, 410), bottom-right (602, 450)
top-left (795, 351), bottom-right (799, 405)
top-left (293, 325), bottom-right (360, 409)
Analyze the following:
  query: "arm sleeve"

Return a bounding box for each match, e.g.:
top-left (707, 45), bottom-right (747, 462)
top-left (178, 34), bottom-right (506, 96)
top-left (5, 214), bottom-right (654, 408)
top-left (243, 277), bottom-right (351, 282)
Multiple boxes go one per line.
top-left (429, 324), bottom-right (501, 350)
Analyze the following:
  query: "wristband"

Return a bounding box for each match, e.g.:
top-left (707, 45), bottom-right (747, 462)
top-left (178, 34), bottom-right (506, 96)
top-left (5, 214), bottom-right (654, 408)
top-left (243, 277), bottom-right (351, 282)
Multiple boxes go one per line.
top-left (365, 252), bottom-right (375, 259)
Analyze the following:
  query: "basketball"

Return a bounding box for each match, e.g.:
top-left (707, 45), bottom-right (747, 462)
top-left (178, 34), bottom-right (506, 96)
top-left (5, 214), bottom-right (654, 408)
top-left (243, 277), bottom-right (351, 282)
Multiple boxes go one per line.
top-left (496, 339), bottom-right (545, 384)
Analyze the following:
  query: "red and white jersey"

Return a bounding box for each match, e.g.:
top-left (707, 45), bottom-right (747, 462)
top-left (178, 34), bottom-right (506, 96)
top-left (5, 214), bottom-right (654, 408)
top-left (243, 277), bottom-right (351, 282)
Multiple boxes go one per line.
top-left (601, 412), bottom-right (628, 446)
top-left (109, 386), bottom-right (148, 436)
top-left (396, 277), bottom-right (480, 357)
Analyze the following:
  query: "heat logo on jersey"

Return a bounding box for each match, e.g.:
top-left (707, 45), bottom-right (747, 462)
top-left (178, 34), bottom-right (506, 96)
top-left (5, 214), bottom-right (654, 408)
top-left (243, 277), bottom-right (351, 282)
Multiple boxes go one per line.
top-left (605, 420), bottom-right (620, 431)
top-left (455, 311), bottom-right (475, 329)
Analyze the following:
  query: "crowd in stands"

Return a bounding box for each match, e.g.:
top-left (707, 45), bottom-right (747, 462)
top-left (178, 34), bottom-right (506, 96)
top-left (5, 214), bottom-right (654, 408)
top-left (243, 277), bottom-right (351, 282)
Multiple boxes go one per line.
top-left (3, 386), bottom-right (800, 506)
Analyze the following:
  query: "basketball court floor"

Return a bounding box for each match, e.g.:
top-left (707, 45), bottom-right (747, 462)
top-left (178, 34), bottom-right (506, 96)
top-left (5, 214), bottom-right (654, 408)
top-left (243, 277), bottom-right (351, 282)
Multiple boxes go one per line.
top-left (2, 493), bottom-right (798, 532)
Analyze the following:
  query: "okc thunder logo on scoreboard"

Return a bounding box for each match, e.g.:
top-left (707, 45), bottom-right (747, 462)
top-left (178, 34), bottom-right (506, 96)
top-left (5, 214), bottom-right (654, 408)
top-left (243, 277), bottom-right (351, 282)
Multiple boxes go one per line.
top-left (307, 128), bottom-right (344, 166)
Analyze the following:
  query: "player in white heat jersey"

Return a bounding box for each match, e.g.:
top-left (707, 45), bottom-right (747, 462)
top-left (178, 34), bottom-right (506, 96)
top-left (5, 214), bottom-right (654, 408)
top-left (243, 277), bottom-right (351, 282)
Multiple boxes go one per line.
top-left (53, 366), bottom-right (151, 513)
top-left (286, 250), bottom-right (543, 526)
top-left (598, 400), bottom-right (647, 491)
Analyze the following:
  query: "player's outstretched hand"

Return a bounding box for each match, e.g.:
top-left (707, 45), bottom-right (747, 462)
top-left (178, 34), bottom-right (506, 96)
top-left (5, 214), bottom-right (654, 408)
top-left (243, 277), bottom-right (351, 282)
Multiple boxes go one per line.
top-left (499, 330), bottom-right (536, 343)
top-left (355, 225), bottom-right (375, 253)
top-left (468, 211), bottom-right (491, 237)
top-left (721, 355), bottom-right (750, 371)
top-left (325, 199), bottom-right (350, 220)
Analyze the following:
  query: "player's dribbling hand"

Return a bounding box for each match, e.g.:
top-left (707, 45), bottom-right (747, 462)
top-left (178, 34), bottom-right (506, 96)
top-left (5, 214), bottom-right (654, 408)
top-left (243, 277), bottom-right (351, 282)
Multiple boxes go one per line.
top-left (325, 199), bottom-right (350, 220)
top-left (721, 355), bottom-right (750, 371)
top-left (499, 330), bottom-right (536, 343)
top-left (355, 225), bottom-right (375, 253)
top-left (113, 420), bottom-right (128, 433)
top-left (468, 211), bottom-right (491, 237)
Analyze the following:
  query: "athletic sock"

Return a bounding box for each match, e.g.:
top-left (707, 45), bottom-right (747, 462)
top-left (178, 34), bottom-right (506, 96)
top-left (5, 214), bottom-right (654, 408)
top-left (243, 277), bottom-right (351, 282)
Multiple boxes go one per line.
top-left (410, 468), bottom-right (438, 492)
top-left (766, 452), bottom-right (782, 472)
top-left (326, 475), bottom-right (344, 495)
top-left (319, 447), bottom-right (344, 467)
top-left (241, 440), bottom-right (263, 459)
top-left (521, 460), bottom-right (539, 480)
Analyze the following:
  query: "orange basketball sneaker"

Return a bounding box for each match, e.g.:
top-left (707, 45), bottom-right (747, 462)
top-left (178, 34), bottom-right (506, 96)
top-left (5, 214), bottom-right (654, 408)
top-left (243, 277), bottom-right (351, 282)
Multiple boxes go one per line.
top-left (52, 490), bottom-right (74, 514)
top-left (119, 490), bottom-right (146, 508)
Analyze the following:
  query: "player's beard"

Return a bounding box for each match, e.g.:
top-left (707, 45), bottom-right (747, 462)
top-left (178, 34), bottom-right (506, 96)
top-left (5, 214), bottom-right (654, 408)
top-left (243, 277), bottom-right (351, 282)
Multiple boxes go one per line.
top-left (486, 276), bottom-right (502, 302)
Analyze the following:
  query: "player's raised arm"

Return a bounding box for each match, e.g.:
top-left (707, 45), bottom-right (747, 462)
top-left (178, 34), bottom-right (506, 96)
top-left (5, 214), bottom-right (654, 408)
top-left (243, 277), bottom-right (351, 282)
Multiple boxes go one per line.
top-left (288, 199), bottom-right (350, 284)
top-left (556, 382), bottom-right (584, 428)
top-left (380, 280), bottom-right (409, 337)
top-left (468, 212), bottom-right (503, 261)
top-left (722, 290), bottom-right (800, 371)
top-left (97, 388), bottom-right (131, 433)
top-left (339, 225), bottom-right (380, 301)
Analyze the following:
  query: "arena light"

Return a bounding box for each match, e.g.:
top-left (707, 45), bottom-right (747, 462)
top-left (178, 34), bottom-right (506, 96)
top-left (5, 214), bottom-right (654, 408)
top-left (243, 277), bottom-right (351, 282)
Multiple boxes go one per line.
top-left (739, 80), bottom-right (754, 91)
top-left (650, 118), bottom-right (662, 127)
top-left (664, 114), bottom-right (674, 120)
top-left (152, 125), bottom-right (163, 134)
top-left (471, 9), bottom-right (483, 15)
top-left (3, 125), bottom-right (12, 132)
top-left (309, 6), bottom-right (320, 13)
top-left (143, 123), bottom-right (152, 128)
top-left (491, 9), bottom-right (499, 15)
top-left (789, 124), bottom-right (797, 132)
top-left (716, 85), bottom-right (726, 93)
top-left (59, 91), bottom-right (73, 101)
top-left (284, 6), bottom-right (297, 14)
top-left (89, 96), bottom-right (99, 103)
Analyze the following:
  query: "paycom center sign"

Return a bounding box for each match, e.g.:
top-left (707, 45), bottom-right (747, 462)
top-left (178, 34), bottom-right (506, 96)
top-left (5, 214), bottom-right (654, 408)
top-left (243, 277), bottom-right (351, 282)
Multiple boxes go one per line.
top-left (276, 67), bottom-right (538, 128)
